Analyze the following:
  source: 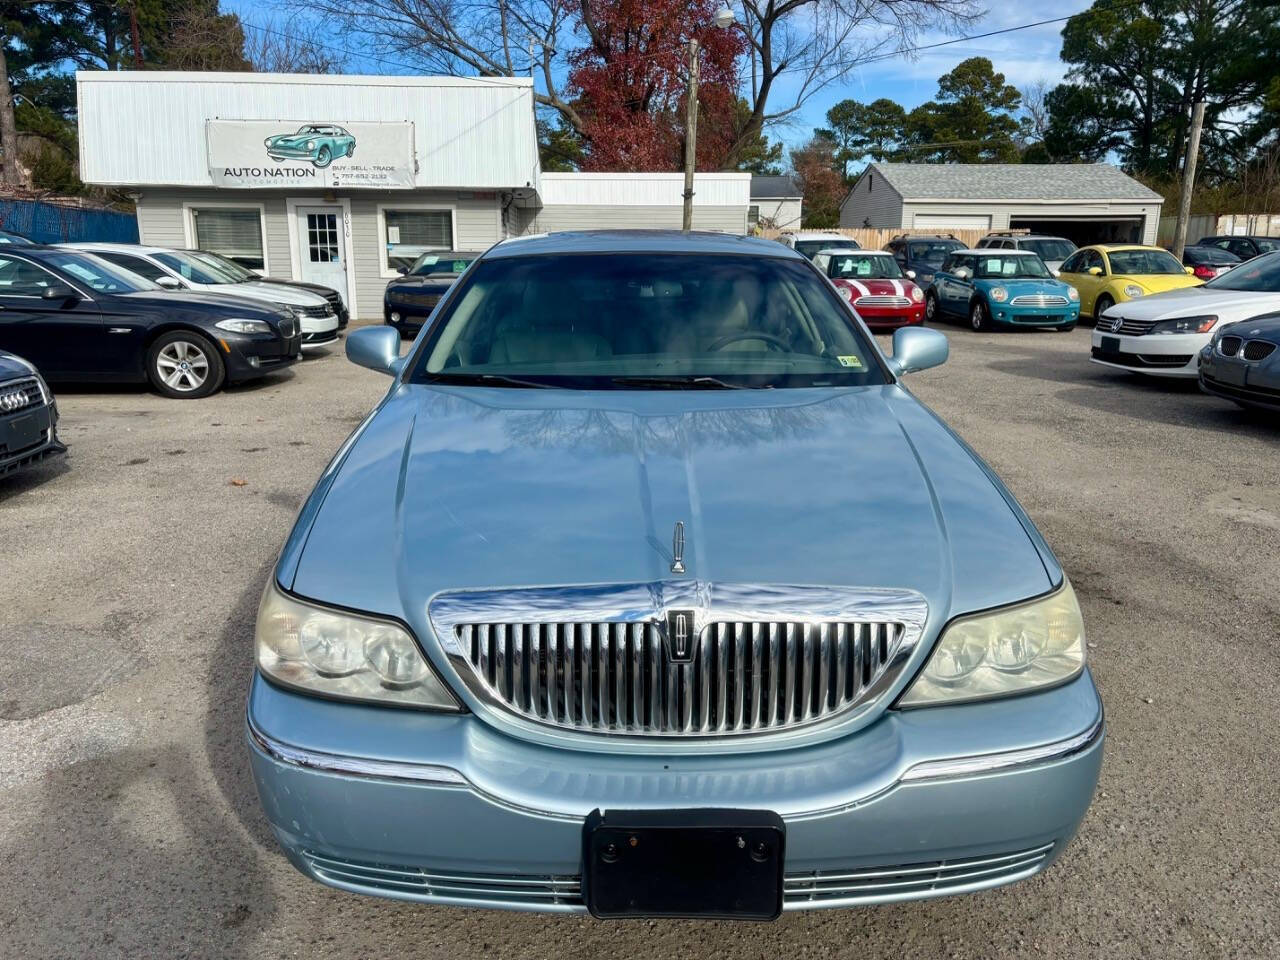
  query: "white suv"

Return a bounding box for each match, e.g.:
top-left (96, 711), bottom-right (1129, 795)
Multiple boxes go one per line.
top-left (63, 243), bottom-right (340, 350)
top-left (976, 233), bottom-right (1077, 275)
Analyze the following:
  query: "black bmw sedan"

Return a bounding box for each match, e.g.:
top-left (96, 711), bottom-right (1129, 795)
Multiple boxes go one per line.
top-left (383, 250), bottom-right (480, 336)
top-left (0, 246), bottom-right (301, 399)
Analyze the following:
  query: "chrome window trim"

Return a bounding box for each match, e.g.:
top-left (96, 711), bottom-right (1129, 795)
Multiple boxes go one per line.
top-left (428, 581), bottom-right (929, 740)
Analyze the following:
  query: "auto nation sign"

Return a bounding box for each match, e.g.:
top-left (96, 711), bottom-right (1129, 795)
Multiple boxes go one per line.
top-left (206, 120), bottom-right (416, 188)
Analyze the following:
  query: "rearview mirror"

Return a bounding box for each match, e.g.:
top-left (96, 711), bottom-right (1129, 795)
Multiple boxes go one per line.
top-left (888, 327), bottom-right (948, 376)
top-left (155, 276), bottom-right (182, 289)
top-left (41, 283), bottom-right (78, 303)
top-left (1087, 266), bottom-right (1103, 276)
top-left (346, 325), bottom-right (403, 376)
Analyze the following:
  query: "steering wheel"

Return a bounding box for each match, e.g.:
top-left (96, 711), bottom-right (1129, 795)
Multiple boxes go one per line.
top-left (707, 331), bottom-right (790, 352)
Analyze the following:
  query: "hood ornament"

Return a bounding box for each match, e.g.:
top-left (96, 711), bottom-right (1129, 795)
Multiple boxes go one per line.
top-left (670, 521), bottom-right (686, 574)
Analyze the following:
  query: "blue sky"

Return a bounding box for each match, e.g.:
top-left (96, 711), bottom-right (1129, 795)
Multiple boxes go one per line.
top-left (223, 1), bottom-right (1095, 151)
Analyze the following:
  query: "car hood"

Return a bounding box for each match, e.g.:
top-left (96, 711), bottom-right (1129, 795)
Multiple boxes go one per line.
top-left (386, 276), bottom-right (456, 293)
top-left (202, 281), bottom-right (328, 307)
top-left (1119, 274), bottom-right (1203, 296)
top-left (0, 350), bottom-right (38, 381)
top-left (1103, 287), bottom-right (1277, 319)
top-left (288, 385), bottom-right (1056, 631)
top-left (115, 289), bottom-right (285, 317)
top-left (977, 278), bottom-right (1071, 296)
top-left (831, 278), bottom-right (918, 298)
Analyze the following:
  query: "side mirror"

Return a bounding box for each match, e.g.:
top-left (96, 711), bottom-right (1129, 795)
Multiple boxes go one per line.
top-left (396, 264), bottom-right (409, 275)
top-left (1184, 266), bottom-right (1195, 275)
top-left (953, 267), bottom-right (971, 281)
top-left (41, 283), bottom-right (78, 303)
top-left (888, 327), bottom-right (948, 376)
top-left (1087, 266), bottom-right (1103, 276)
top-left (905, 269), bottom-right (916, 280)
top-left (155, 275), bottom-right (182, 289)
top-left (346, 325), bottom-right (403, 376)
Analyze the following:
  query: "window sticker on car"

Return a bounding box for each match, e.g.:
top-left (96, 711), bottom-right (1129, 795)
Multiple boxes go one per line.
top-left (453, 261), bottom-right (468, 273)
top-left (837, 355), bottom-right (864, 368)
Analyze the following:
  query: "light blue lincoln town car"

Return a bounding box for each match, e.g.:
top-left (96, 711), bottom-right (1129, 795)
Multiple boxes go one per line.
top-left (247, 231), bottom-right (1104, 920)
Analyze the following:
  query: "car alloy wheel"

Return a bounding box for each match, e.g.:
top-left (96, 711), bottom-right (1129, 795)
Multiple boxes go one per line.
top-left (147, 331), bottom-right (225, 399)
top-left (925, 293), bottom-right (938, 322)
top-left (1094, 295), bottom-right (1113, 323)
top-left (314, 145), bottom-right (332, 168)
top-left (970, 300), bottom-right (988, 332)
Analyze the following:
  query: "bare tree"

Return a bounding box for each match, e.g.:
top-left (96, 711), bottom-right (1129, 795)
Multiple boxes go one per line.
top-left (243, 16), bottom-right (344, 74)
top-left (287, 0), bottom-right (978, 167)
top-left (1020, 78), bottom-right (1051, 144)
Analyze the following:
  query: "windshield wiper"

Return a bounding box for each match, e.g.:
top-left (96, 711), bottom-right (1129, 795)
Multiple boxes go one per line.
top-left (427, 372), bottom-right (554, 389)
top-left (610, 375), bottom-right (756, 390)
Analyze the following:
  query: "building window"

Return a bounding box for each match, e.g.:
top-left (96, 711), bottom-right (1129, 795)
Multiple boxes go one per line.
top-left (384, 209), bottom-right (453, 272)
top-left (748, 205), bottom-right (760, 225)
top-left (190, 207), bottom-right (265, 271)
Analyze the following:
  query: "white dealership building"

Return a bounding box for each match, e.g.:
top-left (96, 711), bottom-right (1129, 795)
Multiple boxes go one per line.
top-left (76, 71), bottom-right (752, 320)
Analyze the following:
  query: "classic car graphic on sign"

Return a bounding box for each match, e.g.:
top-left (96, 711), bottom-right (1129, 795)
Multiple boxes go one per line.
top-left (264, 124), bottom-right (356, 168)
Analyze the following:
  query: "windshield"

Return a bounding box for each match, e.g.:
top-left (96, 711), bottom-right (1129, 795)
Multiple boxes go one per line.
top-left (1255, 238), bottom-right (1280, 253)
top-left (794, 239), bottom-right (845, 259)
top-left (974, 254), bottom-right (1052, 279)
top-left (828, 254), bottom-right (904, 280)
top-left (1107, 249), bottom-right (1186, 276)
top-left (46, 252), bottom-right (159, 293)
top-left (1020, 238), bottom-right (1075, 262)
top-left (194, 251), bottom-right (256, 282)
top-left (1203, 251), bottom-right (1280, 291)
top-left (908, 241), bottom-right (963, 265)
top-left (409, 253), bottom-right (476, 277)
top-left (411, 253), bottom-right (887, 389)
top-left (154, 251), bottom-right (240, 285)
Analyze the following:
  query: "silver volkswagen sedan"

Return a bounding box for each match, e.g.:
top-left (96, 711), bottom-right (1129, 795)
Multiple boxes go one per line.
top-left (247, 231), bottom-right (1103, 920)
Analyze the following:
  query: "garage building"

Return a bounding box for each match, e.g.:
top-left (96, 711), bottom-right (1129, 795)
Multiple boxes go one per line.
top-left (839, 163), bottom-right (1163, 246)
top-left (76, 71), bottom-right (750, 320)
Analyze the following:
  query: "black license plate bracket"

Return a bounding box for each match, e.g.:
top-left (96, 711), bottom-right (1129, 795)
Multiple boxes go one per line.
top-left (1100, 335), bottom-right (1121, 352)
top-left (583, 808), bottom-right (785, 920)
top-left (3, 411), bottom-right (42, 452)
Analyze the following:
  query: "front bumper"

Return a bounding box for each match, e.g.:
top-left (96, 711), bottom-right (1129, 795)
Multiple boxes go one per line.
top-left (856, 305), bottom-right (926, 329)
top-left (1089, 328), bottom-right (1206, 378)
top-left (990, 304), bottom-right (1079, 327)
top-left (1, 398), bottom-right (65, 477)
top-left (1199, 345), bottom-right (1280, 410)
top-left (224, 333), bottom-right (303, 382)
top-left (247, 669), bottom-right (1104, 914)
top-left (299, 314), bottom-right (341, 350)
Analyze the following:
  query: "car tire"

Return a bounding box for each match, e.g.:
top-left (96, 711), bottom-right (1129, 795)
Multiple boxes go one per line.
top-left (969, 299), bottom-right (989, 332)
top-left (314, 145), bottom-right (332, 168)
top-left (924, 292), bottom-right (940, 323)
top-left (1057, 322), bottom-right (1077, 332)
top-left (346, 143), bottom-right (355, 158)
top-left (146, 330), bottom-right (225, 399)
top-left (1094, 295), bottom-right (1114, 323)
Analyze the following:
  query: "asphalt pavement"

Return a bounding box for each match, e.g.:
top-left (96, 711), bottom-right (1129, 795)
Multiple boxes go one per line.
top-left (2, 325), bottom-right (1277, 958)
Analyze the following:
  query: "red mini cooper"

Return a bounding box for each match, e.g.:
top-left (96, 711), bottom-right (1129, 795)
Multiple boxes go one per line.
top-left (813, 248), bottom-right (926, 329)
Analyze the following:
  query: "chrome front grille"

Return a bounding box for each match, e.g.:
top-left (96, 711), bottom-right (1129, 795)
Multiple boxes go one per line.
top-left (855, 295), bottom-right (911, 308)
top-left (0, 377), bottom-right (44, 415)
top-left (1106, 317), bottom-right (1156, 336)
top-left (278, 316), bottom-right (297, 339)
top-left (295, 303), bottom-right (335, 319)
top-left (431, 583), bottom-right (927, 739)
top-left (1010, 294), bottom-right (1069, 307)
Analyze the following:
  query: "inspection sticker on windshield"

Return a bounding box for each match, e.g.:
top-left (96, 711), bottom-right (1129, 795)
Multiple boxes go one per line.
top-left (837, 355), bottom-right (864, 368)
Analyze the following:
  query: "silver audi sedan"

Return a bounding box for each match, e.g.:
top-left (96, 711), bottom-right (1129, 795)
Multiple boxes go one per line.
top-left (247, 230), bottom-right (1103, 920)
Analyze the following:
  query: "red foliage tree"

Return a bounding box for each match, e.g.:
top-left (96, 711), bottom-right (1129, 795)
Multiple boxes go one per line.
top-left (569, 0), bottom-right (745, 171)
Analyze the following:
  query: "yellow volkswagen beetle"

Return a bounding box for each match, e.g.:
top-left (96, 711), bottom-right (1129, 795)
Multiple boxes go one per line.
top-left (1058, 244), bottom-right (1202, 321)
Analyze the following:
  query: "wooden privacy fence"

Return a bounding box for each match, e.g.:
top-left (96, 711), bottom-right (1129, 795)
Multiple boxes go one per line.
top-left (758, 227), bottom-right (995, 251)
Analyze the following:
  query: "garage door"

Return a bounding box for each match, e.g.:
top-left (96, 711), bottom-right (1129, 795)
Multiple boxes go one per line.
top-left (912, 214), bottom-right (992, 231)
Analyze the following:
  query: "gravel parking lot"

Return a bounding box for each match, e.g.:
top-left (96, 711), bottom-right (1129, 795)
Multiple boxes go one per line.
top-left (2, 324), bottom-right (1277, 959)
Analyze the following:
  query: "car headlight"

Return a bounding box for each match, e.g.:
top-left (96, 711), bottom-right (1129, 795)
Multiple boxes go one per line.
top-left (910, 285), bottom-right (924, 303)
top-left (255, 581), bottom-right (461, 709)
top-left (1067, 287), bottom-right (1080, 301)
top-left (1149, 315), bottom-right (1217, 335)
top-left (989, 287), bottom-right (1008, 303)
top-left (837, 285), bottom-right (854, 302)
top-left (897, 581), bottom-right (1085, 707)
top-left (1123, 284), bottom-right (1144, 298)
top-left (215, 318), bottom-right (272, 334)
top-left (306, 140), bottom-right (316, 150)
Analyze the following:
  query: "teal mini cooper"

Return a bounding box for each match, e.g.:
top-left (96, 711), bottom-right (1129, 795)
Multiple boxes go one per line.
top-left (925, 249), bottom-right (1080, 332)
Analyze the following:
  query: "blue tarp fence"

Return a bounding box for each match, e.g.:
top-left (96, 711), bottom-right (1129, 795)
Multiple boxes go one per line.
top-left (0, 198), bottom-right (138, 244)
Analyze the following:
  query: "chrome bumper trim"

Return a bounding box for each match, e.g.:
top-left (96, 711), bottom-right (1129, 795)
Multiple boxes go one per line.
top-left (901, 709), bottom-right (1104, 784)
top-left (247, 717), bottom-right (468, 787)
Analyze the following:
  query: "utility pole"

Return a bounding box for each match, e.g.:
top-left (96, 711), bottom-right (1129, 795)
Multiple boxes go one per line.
top-left (682, 38), bottom-right (699, 232)
top-left (1172, 101), bottom-right (1205, 260)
